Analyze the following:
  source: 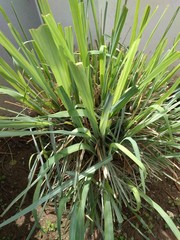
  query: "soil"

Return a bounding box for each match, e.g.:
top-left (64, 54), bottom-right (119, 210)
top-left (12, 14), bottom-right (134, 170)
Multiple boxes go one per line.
top-left (0, 138), bottom-right (179, 240)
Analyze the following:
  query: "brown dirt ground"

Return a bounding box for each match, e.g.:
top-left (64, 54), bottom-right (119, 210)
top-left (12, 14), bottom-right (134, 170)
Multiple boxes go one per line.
top-left (0, 138), bottom-right (179, 240)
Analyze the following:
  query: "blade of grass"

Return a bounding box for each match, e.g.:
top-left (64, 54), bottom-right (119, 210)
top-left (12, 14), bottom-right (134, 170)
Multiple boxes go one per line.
top-left (122, 137), bottom-right (146, 193)
top-left (57, 196), bottom-right (69, 239)
top-left (104, 190), bottom-right (114, 240)
top-left (129, 0), bottom-right (140, 47)
top-left (140, 191), bottom-right (180, 240)
top-left (30, 25), bottom-right (72, 97)
top-left (110, 143), bottom-right (146, 175)
top-left (0, 128), bottom-right (92, 139)
top-left (112, 38), bottom-right (140, 105)
top-left (0, 31), bottom-right (57, 101)
top-left (69, 62), bottom-right (99, 137)
top-left (68, 0), bottom-right (89, 67)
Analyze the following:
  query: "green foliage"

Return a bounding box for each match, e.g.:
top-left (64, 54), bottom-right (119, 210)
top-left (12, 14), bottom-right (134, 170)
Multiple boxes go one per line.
top-left (42, 220), bottom-right (57, 233)
top-left (0, 0), bottom-right (180, 239)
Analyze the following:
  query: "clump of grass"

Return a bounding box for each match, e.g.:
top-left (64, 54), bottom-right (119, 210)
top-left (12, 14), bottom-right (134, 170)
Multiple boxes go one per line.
top-left (0, 0), bottom-right (179, 239)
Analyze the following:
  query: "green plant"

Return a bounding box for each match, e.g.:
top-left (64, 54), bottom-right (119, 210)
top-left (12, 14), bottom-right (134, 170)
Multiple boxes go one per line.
top-left (0, 0), bottom-right (180, 239)
top-left (42, 220), bottom-right (57, 233)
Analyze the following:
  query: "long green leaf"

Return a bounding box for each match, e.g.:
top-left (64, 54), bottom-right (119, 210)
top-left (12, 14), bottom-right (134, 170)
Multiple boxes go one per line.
top-left (110, 143), bottom-right (146, 175)
top-left (129, 0), bottom-right (140, 46)
top-left (0, 32), bottom-right (57, 101)
top-left (68, 0), bottom-right (89, 67)
top-left (30, 25), bottom-right (71, 96)
top-left (76, 179), bottom-right (91, 240)
top-left (57, 196), bottom-right (69, 239)
top-left (0, 143), bottom-right (94, 217)
top-left (140, 192), bottom-right (180, 240)
top-left (41, 14), bottom-right (74, 62)
top-left (69, 204), bottom-right (79, 240)
top-left (69, 62), bottom-right (99, 137)
top-left (122, 137), bottom-right (146, 193)
top-left (57, 86), bottom-right (83, 128)
top-left (104, 191), bottom-right (114, 240)
top-left (0, 128), bottom-right (92, 139)
top-left (37, 0), bottom-right (53, 16)
top-left (112, 39), bottom-right (140, 105)
top-left (128, 183), bottom-right (141, 211)
top-left (140, 52), bottom-right (180, 90)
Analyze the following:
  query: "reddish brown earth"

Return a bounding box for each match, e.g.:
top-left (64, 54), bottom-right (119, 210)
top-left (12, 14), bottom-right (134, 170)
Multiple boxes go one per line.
top-left (0, 138), bottom-right (179, 240)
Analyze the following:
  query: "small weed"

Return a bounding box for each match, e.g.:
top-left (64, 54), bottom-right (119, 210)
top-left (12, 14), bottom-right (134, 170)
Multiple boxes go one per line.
top-left (9, 159), bottom-right (17, 166)
top-left (42, 220), bottom-right (57, 233)
top-left (174, 197), bottom-right (180, 206)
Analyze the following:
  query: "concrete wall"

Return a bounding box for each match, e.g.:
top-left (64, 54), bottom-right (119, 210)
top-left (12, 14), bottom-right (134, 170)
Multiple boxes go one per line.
top-left (100, 0), bottom-right (180, 55)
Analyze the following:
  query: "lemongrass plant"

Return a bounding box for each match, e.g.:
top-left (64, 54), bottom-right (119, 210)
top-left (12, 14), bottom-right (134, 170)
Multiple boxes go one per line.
top-left (0, 0), bottom-right (180, 239)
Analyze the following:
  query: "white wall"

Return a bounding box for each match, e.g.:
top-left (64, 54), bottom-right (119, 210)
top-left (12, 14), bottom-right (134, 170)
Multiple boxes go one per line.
top-left (0, 0), bottom-right (41, 65)
top-left (100, 0), bottom-right (180, 55)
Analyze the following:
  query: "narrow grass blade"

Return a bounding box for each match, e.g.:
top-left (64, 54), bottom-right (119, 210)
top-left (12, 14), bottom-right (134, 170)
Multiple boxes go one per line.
top-left (140, 52), bottom-right (180, 90)
top-left (10, 2), bottom-right (28, 41)
top-left (0, 32), bottom-right (56, 100)
top-left (69, 204), bottom-right (78, 240)
top-left (76, 179), bottom-right (91, 239)
top-left (128, 183), bottom-right (141, 211)
top-left (110, 143), bottom-right (146, 175)
top-left (110, 197), bottom-right (123, 224)
top-left (112, 38), bottom-right (140, 105)
top-left (129, 0), bottom-right (140, 47)
top-left (104, 191), bottom-right (114, 240)
top-left (140, 192), bottom-right (180, 240)
top-left (37, 0), bottom-right (53, 16)
top-left (69, 62), bottom-right (99, 137)
top-left (110, 4), bottom-right (128, 55)
top-left (30, 25), bottom-right (71, 96)
top-left (0, 5), bottom-right (11, 23)
top-left (68, 0), bottom-right (89, 67)
top-left (122, 137), bottom-right (146, 193)
top-left (111, 86), bottom-right (138, 116)
top-left (99, 93), bottom-right (113, 137)
top-left (0, 128), bottom-right (92, 139)
top-left (57, 196), bottom-right (69, 239)
top-left (0, 117), bottom-right (51, 129)
top-left (57, 86), bottom-right (83, 128)
top-left (90, 0), bottom-right (101, 45)
top-left (41, 14), bottom-right (74, 62)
